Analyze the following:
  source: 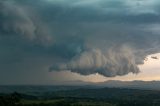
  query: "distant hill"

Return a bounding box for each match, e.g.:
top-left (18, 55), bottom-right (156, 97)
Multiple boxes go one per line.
top-left (1, 80), bottom-right (160, 94)
top-left (95, 80), bottom-right (160, 90)
top-left (53, 80), bottom-right (160, 90)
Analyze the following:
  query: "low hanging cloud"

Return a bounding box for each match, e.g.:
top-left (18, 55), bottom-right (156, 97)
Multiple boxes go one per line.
top-left (50, 46), bottom-right (139, 77)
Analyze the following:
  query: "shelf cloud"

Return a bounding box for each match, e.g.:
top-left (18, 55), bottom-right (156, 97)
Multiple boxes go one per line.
top-left (50, 46), bottom-right (139, 77)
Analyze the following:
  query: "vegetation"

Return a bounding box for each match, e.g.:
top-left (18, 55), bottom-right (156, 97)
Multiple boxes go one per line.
top-left (1, 87), bottom-right (160, 106)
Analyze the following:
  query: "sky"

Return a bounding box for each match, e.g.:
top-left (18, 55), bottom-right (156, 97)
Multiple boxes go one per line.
top-left (0, 0), bottom-right (160, 85)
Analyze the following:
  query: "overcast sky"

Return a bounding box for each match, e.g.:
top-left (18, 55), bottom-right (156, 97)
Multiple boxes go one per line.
top-left (0, 0), bottom-right (160, 85)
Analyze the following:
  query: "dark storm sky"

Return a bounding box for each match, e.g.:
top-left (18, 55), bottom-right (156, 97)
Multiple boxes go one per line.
top-left (0, 0), bottom-right (160, 84)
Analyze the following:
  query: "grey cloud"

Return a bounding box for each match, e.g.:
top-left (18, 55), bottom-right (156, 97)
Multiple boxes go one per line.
top-left (0, 1), bottom-right (53, 45)
top-left (50, 21), bottom-right (160, 77)
top-left (38, 0), bottom-right (160, 24)
top-left (50, 46), bottom-right (140, 77)
top-left (1, 0), bottom-right (160, 83)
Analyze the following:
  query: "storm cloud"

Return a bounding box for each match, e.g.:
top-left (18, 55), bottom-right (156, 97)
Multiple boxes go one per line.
top-left (50, 46), bottom-right (139, 77)
top-left (0, 1), bottom-right (53, 45)
top-left (1, 0), bottom-right (160, 80)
